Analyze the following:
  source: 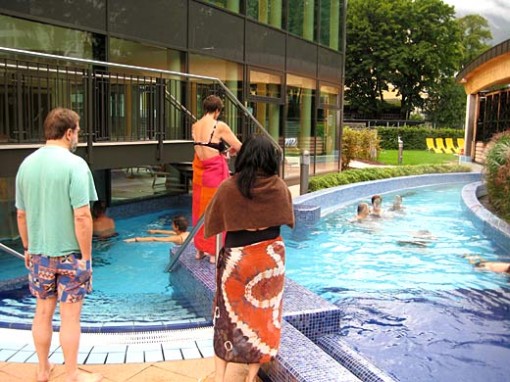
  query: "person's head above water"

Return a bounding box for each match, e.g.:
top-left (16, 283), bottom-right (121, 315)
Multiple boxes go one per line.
top-left (172, 215), bottom-right (189, 233)
top-left (371, 194), bottom-right (382, 206)
top-left (357, 202), bottom-right (370, 219)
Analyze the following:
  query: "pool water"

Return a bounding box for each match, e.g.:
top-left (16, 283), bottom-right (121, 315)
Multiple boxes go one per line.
top-left (283, 183), bottom-right (510, 382)
top-left (0, 209), bottom-right (202, 326)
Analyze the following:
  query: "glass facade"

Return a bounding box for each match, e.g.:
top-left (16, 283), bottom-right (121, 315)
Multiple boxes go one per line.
top-left (287, 0), bottom-right (316, 42)
top-left (0, 0), bottom-right (346, 189)
top-left (0, 14), bottom-right (95, 58)
top-left (247, 0), bottom-right (283, 28)
top-left (319, 0), bottom-right (341, 50)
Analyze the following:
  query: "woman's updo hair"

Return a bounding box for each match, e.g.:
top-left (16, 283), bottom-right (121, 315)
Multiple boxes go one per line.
top-left (203, 95), bottom-right (224, 114)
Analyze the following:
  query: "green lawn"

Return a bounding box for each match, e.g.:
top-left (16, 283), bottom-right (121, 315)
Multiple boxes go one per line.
top-left (377, 150), bottom-right (458, 166)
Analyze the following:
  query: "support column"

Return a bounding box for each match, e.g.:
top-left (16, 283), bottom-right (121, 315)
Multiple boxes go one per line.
top-left (464, 93), bottom-right (477, 158)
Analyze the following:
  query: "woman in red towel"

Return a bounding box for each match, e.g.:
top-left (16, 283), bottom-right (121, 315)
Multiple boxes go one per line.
top-left (192, 95), bottom-right (242, 263)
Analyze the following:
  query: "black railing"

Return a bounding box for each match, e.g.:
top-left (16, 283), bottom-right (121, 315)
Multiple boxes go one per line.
top-left (0, 47), bottom-right (278, 150)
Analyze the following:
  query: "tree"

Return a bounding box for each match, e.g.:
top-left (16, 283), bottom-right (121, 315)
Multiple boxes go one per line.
top-left (422, 14), bottom-right (492, 127)
top-left (457, 14), bottom-right (492, 67)
top-left (345, 0), bottom-right (462, 119)
top-left (423, 77), bottom-right (466, 128)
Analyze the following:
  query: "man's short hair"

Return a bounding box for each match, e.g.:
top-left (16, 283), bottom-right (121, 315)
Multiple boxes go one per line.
top-left (44, 107), bottom-right (80, 140)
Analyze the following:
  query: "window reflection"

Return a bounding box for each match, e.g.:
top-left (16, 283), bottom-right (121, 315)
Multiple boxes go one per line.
top-left (0, 14), bottom-right (94, 58)
top-left (247, 0), bottom-right (283, 28)
top-left (287, 0), bottom-right (316, 42)
top-left (319, 0), bottom-right (341, 50)
top-left (249, 70), bottom-right (282, 98)
top-left (286, 74), bottom-right (316, 177)
top-left (201, 0), bottom-right (240, 12)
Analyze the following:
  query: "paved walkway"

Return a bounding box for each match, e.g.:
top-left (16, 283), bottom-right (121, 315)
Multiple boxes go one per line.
top-left (0, 358), bottom-right (258, 381)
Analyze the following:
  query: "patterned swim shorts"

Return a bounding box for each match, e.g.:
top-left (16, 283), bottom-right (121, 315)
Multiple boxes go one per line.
top-left (28, 253), bottom-right (92, 303)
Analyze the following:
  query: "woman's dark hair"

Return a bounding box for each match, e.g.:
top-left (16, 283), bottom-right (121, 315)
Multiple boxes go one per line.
top-left (172, 215), bottom-right (189, 232)
top-left (235, 134), bottom-right (280, 199)
top-left (203, 95), bottom-right (224, 114)
top-left (92, 201), bottom-right (107, 219)
top-left (371, 194), bottom-right (382, 204)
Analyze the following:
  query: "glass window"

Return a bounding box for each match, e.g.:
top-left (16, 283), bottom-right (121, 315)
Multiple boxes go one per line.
top-left (287, 0), bottom-right (316, 42)
top-left (249, 70), bottom-right (282, 99)
top-left (246, 0), bottom-right (283, 28)
top-left (110, 38), bottom-right (184, 72)
top-left (0, 14), bottom-right (94, 58)
top-left (189, 54), bottom-right (243, 132)
top-left (320, 84), bottom-right (340, 107)
top-left (201, 0), bottom-right (240, 13)
top-left (319, 0), bottom-right (341, 50)
top-left (285, 74), bottom-right (316, 178)
top-left (316, 108), bottom-right (340, 174)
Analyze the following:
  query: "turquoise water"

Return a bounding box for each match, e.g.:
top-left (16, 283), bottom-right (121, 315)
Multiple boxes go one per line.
top-left (0, 209), bottom-right (202, 325)
top-left (283, 183), bottom-right (510, 382)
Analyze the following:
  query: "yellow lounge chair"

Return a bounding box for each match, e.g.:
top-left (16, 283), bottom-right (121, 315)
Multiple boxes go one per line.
top-left (435, 138), bottom-right (453, 154)
top-left (445, 138), bottom-right (460, 154)
top-left (426, 137), bottom-right (442, 153)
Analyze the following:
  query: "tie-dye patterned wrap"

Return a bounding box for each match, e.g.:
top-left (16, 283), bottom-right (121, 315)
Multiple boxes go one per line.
top-left (213, 237), bottom-right (285, 364)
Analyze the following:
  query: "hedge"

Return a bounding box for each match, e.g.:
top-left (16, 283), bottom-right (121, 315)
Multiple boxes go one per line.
top-left (308, 164), bottom-right (472, 192)
top-left (376, 126), bottom-right (464, 150)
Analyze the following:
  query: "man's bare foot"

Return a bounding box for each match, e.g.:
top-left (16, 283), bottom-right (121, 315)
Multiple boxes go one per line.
top-left (35, 362), bottom-right (54, 382)
top-left (66, 370), bottom-right (103, 382)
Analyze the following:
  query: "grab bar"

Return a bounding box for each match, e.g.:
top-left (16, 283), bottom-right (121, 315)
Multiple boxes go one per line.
top-left (0, 242), bottom-right (25, 260)
top-left (165, 214), bottom-right (205, 272)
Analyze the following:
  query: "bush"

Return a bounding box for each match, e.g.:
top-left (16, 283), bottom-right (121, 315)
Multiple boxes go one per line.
top-left (308, 164), bottom-right (472, 192)
top-left (484, 131), bottom-right (510, 221)
top-left (341, 127), bottom-right (380, 170)
top-left (376, 126), bottom-right (464, 150)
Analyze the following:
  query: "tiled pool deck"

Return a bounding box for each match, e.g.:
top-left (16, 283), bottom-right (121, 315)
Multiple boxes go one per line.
top-left (3, 168), bottom-right (508, 382)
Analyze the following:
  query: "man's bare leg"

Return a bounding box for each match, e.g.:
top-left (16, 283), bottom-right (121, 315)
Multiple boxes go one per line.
top-left (214, 355), bottom-right (227, 382)
top-left (60, 300), bottom-right (102, 382)
top-left (33, 297), bottom-right (57, 381)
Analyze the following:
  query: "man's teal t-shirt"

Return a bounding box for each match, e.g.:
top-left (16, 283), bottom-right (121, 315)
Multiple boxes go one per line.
top-left (15, 146), bottom-right (98, 257)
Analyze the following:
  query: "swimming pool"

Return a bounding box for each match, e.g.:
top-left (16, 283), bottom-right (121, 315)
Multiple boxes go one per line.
top-left (0, 208), bottom-right (207, 329)
top-left (285, 183), bottom-right (510, 382)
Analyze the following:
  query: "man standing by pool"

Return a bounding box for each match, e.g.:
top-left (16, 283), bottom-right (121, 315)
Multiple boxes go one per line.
top-left (15, 108), bottom-right (102, 382)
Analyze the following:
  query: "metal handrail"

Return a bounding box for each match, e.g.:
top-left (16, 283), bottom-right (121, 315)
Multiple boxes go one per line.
top-left (165, 214), bottom-right (205, 272)
top-left (0, 243), bottom-right (24, 260)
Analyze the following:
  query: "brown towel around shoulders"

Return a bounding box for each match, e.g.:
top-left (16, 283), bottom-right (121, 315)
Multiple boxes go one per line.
top-left (204, 175), bottom-right (294, 238)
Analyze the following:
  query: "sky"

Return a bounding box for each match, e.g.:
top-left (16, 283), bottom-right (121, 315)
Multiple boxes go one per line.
top-left (443, 0), bottom-right (510, 45)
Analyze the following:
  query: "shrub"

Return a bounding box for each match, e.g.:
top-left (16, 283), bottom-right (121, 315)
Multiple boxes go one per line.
top-left (308, 164), bottom-right (472, 192)
top-left (484, 131), bottom-right (510, 221)
top-left (341, 127), bottom-right (380, 170)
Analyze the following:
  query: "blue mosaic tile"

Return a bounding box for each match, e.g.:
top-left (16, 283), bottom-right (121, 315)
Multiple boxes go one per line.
top-left (461, 182), bottom-right (510, 255)
top-left (109, 195), bottom-right (191, 219)
top-left (317, 334), bottom-right (397, 382)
